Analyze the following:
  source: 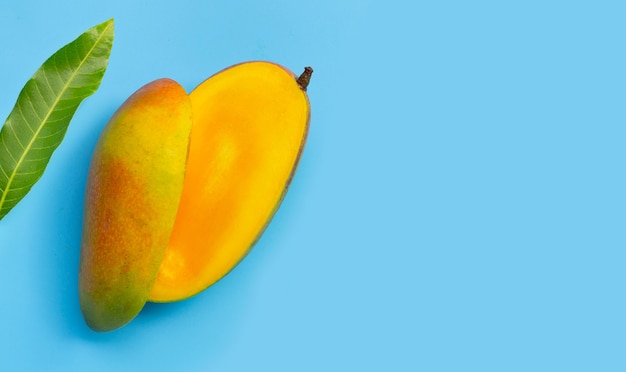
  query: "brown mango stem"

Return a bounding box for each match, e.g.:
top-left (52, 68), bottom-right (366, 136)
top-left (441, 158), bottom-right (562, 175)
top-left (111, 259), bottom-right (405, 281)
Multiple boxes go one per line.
top-left (297, 67), bottom-right (313, 91)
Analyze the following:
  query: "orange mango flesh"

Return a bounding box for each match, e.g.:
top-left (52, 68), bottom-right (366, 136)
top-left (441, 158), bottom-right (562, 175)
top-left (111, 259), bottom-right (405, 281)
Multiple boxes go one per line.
top-left (148, 62), bottom-right (310, 302)
top-left (79, 79), bottom-right (192, 331)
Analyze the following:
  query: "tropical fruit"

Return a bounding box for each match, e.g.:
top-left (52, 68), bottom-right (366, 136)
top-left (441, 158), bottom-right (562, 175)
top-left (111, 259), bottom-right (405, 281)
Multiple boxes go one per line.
top-left (79, 62), bottom-right (312, 331)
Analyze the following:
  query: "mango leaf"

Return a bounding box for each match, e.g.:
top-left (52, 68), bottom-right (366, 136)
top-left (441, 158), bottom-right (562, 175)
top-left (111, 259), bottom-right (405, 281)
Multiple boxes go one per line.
top-left (0, 19), bottom-right (114, 220)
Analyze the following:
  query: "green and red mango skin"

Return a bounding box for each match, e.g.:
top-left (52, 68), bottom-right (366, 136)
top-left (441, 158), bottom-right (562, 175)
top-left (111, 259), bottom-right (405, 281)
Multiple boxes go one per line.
top-left (79, 79), bottom-right (192, 332)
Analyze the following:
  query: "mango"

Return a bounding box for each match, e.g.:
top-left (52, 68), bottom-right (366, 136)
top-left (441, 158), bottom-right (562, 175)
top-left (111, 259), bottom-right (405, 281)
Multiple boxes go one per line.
top-left (79, 79), bottom-right (192, 331)
top-left (79, 61), bottom-right (312, 331)
top-left (149, 61), bottom-right (312, 301)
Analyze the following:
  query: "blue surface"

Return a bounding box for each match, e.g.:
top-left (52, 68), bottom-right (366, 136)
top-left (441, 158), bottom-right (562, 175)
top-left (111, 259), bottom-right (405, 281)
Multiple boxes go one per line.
top-left (0, 0), bottom-right (625, 370)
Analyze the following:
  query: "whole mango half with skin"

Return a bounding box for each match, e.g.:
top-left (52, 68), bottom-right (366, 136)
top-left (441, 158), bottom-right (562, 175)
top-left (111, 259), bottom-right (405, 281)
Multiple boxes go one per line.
top-left (79, 61), bottom-right (312, 331)
top-left (79, 78), bottom-right (193, 332)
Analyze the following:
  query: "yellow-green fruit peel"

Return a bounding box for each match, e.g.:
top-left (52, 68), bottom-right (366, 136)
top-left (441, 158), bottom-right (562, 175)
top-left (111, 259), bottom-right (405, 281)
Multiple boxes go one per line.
top-left (78, 79), bottom-right (192, 332)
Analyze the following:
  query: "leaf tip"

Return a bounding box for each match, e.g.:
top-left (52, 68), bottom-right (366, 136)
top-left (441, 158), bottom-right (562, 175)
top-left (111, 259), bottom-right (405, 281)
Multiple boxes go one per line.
top-left (94, 18), bottom-right (115, 34)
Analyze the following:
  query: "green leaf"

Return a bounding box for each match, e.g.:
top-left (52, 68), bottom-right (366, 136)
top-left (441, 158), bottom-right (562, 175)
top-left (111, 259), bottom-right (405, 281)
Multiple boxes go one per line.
top-left (0, 19), bottom-right (114, 220)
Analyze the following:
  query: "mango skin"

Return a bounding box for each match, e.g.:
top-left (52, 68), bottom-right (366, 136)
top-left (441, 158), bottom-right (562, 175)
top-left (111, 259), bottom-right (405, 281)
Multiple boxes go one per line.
top-left (79, 79), bottom-right (192, 332)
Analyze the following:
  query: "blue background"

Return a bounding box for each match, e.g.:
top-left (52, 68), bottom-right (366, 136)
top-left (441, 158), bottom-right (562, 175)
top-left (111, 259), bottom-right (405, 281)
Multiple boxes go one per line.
top-left (0, 0), bottom-right (625, 371)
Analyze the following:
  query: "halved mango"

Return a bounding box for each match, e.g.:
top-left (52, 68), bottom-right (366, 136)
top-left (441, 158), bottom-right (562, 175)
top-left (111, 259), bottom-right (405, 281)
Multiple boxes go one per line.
top-left (149, 61), bottom-right (311, 302)
top-left (79, 79), bottom-right (192, 331)
top-left (79, 62), bottom-right (311, 331)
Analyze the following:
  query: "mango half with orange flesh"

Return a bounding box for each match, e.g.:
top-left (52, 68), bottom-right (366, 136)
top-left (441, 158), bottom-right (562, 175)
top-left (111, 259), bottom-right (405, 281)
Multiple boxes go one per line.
top-left (149, 62), bottom-right (311, 302)
top-left (79, 61), bottom-right (312, 331)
